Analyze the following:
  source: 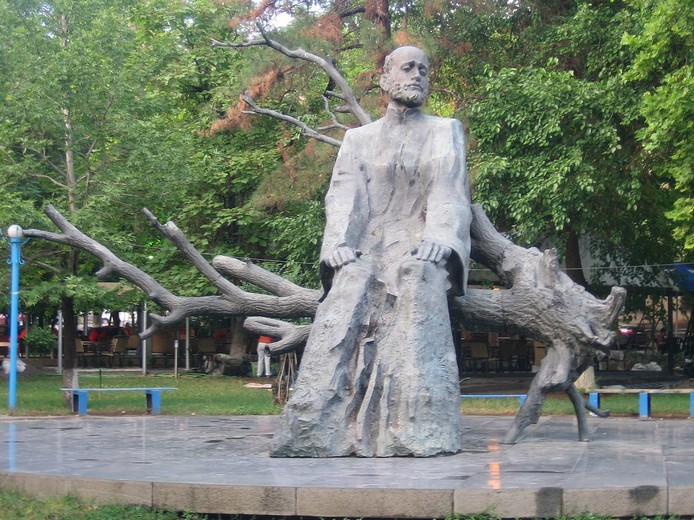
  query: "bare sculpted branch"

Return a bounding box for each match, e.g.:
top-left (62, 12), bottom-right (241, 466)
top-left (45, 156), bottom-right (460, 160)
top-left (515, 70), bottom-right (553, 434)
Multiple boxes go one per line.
top-left (243, 317), bottom-right (312, 355)
top-left (23, 205), bottom-right (318, 338)
top-left (460, 204), bottom-right (626, 443)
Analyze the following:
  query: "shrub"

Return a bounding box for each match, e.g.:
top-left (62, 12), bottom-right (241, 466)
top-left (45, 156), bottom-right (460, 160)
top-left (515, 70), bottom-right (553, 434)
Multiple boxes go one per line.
top-left (25, 327), bottom-right (56, 356)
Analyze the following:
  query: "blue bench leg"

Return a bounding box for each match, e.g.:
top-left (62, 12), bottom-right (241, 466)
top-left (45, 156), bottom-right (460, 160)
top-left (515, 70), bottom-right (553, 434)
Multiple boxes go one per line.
top-left (690, 394), bottom-right (694, 418)
top-left (146, 390), bottom-right (161, 415)
top-left (519, 395), bottom-right (527, 406)
top-left (639, 392), bottom-right (651, 419)
top-left (72, 390), bottom-right (88, 416)
top-left (589, 392), bottom-right (600, 410)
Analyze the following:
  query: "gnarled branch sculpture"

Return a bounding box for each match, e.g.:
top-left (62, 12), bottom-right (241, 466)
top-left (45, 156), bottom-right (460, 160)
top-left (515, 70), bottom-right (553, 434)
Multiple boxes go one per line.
top-left (24, 201), bottom-right (624, 444)
top-left (26, 205), bottom-right (318, 338)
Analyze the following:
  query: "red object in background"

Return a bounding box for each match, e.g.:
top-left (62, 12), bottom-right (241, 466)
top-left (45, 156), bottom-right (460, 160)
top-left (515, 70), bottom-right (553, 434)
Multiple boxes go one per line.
top-left (258, 336), bottom-right (273, 344)
top-left (87, 327), bottom-right (111, 341)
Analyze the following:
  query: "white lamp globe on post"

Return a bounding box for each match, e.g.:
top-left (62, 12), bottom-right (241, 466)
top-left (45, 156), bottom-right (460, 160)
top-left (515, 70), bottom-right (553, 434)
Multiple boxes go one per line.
top-left (7, 225), bottom-right (23, 239)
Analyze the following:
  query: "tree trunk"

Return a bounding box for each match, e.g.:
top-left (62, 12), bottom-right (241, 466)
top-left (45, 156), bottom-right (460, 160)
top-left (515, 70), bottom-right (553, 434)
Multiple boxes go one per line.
top-left (365, 0), bottom-right (391, 38)
top-left (228, 318), bottom-right (250, 358)
top-left (61, 295), bottom-right (78, 404)
top-left (565, 227), bottom-right (588, 288)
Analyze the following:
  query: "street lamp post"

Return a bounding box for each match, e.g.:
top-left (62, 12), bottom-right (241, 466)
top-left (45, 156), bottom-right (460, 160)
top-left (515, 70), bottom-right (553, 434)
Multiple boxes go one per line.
top-left (5, 225), bottom-right (26, 414)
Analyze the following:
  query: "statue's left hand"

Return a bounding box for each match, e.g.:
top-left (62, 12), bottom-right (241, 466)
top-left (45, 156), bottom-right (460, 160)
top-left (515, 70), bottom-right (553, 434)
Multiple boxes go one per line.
top-left (326, 245), bottom-right (359, 269)
top-left (414, 241), bottom-right (451, 263)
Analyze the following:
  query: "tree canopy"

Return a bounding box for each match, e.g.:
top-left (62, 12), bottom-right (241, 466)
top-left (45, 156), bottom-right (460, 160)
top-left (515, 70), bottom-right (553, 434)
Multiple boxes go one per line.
top-left (1, 0), bottom-right (692, 329)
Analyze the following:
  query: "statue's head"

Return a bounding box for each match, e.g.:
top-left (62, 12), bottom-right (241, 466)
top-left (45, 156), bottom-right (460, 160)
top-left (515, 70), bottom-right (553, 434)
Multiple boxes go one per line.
top-left (380, 46), bottom-right (430, 108)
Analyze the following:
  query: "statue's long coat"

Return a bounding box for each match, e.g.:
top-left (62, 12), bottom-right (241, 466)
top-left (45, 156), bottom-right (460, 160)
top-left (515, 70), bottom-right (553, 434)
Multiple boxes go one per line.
top-left (320, 105), bottom-right (471, 297)
top-left (271, 106), bottom-right (472, 457)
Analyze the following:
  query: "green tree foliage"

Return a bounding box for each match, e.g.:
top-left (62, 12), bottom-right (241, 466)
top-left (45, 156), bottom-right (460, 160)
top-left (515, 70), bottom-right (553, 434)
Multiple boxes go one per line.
top-left (0, 0), bottom-right (252, 374)
top-left (393, 0), bottom-right (682, 289)
top-left (471, 66), bottom-right (630, 242)
top-left (624, 0), bottom-right (694, 251)
top-left (0, 0), bottom-right (163, 329)
top-left (201, 0), bottom-right (690, 294)
top-left (2, 0), bottom-right (692, 333)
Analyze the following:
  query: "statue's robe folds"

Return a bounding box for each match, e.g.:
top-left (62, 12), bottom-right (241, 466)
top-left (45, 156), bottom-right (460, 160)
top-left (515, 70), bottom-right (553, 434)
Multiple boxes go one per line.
top-left (270, 106), bottom-right (472, 457)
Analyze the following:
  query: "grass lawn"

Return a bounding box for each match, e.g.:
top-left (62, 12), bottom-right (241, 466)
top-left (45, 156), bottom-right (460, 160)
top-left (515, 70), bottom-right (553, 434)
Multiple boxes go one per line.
top-left (0, 372), bottom-right (691, 418)
top-left (457, 392), bottom-right (693, 418)
top-left (0, 488), bottom-right (207, 520)
top-left (0, 373), bottom-right (282, 416)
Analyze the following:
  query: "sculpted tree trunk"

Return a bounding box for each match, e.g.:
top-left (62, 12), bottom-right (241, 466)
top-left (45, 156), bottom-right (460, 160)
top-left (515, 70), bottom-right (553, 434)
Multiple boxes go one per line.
top-left (459, 206), bottom-right (621, 443)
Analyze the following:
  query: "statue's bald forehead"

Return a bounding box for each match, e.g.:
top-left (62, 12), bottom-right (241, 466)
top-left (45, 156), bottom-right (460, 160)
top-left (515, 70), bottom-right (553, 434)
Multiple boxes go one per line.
top-left (387, 46), bottom-right (429, 65)
top-left (382, 46), bottom-right (429, 79)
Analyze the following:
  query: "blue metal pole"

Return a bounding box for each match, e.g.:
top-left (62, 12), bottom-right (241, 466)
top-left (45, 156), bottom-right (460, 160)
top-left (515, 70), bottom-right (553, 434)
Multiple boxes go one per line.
top-left (8, 234), bottom-right (22, 414)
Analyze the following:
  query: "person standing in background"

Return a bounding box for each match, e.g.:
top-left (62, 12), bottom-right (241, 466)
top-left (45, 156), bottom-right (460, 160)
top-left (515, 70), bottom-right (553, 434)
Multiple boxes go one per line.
top-left (256, 335), bottom-right (273, 377)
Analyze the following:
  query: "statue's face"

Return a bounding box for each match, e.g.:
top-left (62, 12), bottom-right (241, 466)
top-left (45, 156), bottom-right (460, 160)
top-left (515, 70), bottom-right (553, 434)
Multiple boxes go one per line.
top-left (381, 47), bottom-right (430, 107)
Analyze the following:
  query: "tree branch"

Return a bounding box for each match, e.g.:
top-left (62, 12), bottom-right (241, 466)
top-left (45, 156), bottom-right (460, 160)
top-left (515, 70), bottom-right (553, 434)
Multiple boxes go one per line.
top-left (242, 92), bottom-right (343, 148)
top-left (24, 258), bottom-right (63, 275)
top-left (243, 317), bottom-right (311, 354)
top-left (23, 206), bottom-right (319, 337)
top-left (212, 255), bottom-right (320, 299)
top-left (259, 23), bottom-right (371, 124)
top-left (212, 22), bottom-right (371, 133)
top-left (317, 95), bottom-right (350, 132)
top-left (28, 172), bottom-right (68, 190)
top-left (211, 37), bottom-right (266, 49)
top-left (142, 208), bottom-right (245, 299)
top-left (25, 147), bottom-right (66, 178)
top-left (337, 5), bottom-right (366, 18)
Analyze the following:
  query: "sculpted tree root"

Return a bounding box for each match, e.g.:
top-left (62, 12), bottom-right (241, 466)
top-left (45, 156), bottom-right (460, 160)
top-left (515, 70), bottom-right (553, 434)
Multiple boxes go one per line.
top-left (457, 205), bottom-right (624, 443)
top-left (24, 203), bottom-right (624, 444)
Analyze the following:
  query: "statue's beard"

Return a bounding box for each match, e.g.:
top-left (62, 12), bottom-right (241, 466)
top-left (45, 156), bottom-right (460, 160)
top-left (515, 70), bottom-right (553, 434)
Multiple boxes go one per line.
top-left (389, 82), bottom-right (428, 107)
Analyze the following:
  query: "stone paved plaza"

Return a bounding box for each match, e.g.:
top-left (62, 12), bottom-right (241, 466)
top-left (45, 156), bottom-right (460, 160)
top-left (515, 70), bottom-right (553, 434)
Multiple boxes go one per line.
top-left (0, 414), bottom-right (692, 518)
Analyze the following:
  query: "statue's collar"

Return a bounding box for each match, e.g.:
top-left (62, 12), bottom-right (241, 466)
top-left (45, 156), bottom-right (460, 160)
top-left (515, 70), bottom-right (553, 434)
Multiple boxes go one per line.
top-left (385, 103), bottom-right (423, 125)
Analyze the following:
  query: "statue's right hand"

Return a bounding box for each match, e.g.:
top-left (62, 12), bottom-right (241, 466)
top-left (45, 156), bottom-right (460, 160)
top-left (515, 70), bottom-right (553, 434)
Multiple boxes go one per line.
top-left (326, 245), bottom-right (358, 269)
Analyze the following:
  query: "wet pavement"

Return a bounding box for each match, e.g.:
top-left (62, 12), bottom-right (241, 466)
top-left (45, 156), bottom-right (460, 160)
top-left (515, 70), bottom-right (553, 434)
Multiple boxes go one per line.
top-left (0, 414), bottom-right (692, 518)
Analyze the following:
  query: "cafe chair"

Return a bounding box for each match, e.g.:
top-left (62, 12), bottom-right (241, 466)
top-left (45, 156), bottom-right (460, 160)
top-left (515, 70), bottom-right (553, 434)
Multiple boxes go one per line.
top-left (75, 339), bottom-right (95, 368)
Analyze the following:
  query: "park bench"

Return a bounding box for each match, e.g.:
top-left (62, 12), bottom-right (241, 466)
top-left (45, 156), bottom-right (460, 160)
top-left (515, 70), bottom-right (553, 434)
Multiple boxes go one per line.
top-left (588, 388), bottom-right (694, 419)
top-left (460, 393), bottom-right (527, 406)
top-left (61, 387), bottom-right (176, 416)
